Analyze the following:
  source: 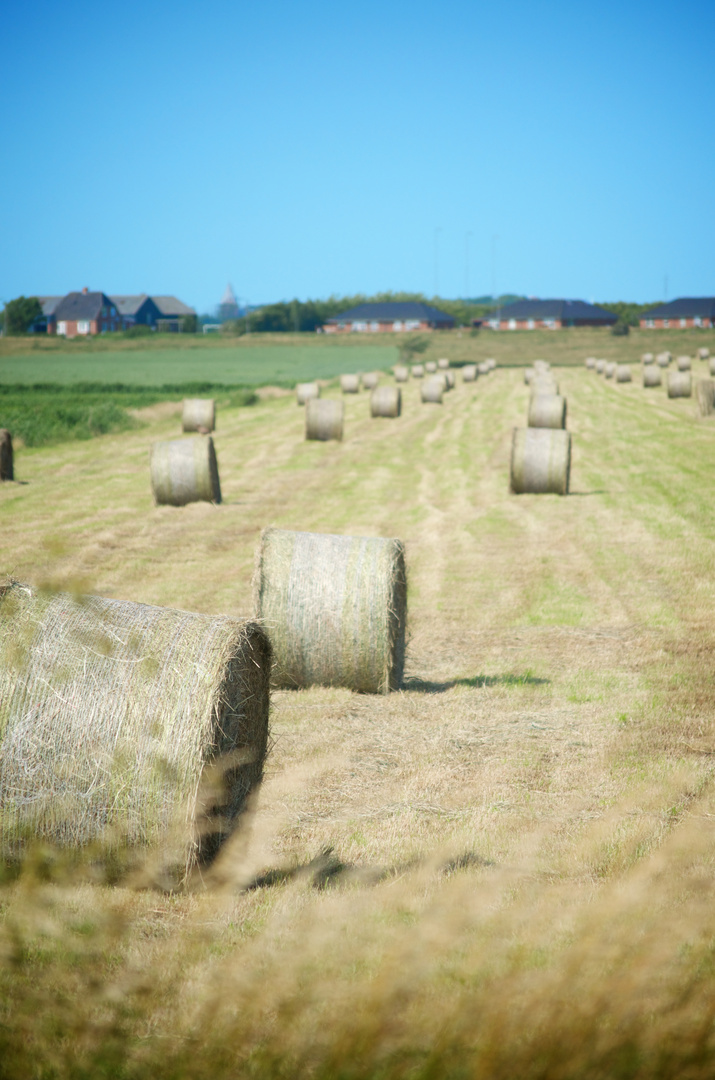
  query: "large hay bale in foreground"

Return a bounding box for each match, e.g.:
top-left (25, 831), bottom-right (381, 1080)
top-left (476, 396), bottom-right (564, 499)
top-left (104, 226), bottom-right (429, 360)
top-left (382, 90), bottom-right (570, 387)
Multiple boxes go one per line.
top-left (696, 378), bottom-right (715, 416)
top-left (510, 428), bottom-right (571, 495)
top-left (182, 399), bottom-right (216, 434)
top-left (394, 365), bottom-right (409, 382)
top-left (254, 528), bottom-right (407, 694)
top-left (306, 399), bottom-right (343, 441)
top-left (676, 355), bottom-right (692, 371)
top-left (656, 351), bottom-right (671, 367)
top-left (528, 393), bottom-right (567, 429)
top-left (668, 372), bottom-right (692, 398)
top-left (296, 382), bottom-right (320, 405)
top-left (425, 361), bottom-right (437, 373)
top-left (698, 347), bottom-right (710, 360)
top-left (362, 372), bottom-right (380, 390)
top-left (616, 365), bottom-right (632, 383)
top-left (462, 364), bottom-right (478, 382)
top-left (0, 430), bottom-right (13, 482)
top-left (0, 583), bottom-right (271, 876)
top-left (643, 366), bottom-right (662, 388)
top-left (595, 359), bottom-right (606, 374)
top-left (421, 377), bottom-right (444, 404)
top-left (641, 352), bottom-right (654, 364)
top-left (411, 364), bottom-right (424, 378)
top-left (437, 358), bottom-right (450, 370)
top-left (340, 374), bottom-right (360, 393)
top-left (150, 437), bottom-right (221, 506)
top-left (371, 385), bottom-right (401, 418)
top-left (585, 357), bottom-right (596, 369)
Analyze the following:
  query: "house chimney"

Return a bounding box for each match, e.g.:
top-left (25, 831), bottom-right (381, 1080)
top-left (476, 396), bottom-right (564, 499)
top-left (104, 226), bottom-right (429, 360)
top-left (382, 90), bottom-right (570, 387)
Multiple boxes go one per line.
top-left (82, 286), bottom-right (88, 294)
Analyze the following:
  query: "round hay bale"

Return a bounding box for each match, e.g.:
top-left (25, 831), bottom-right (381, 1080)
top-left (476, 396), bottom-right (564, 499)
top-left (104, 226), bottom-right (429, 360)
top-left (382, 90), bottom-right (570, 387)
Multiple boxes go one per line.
top-left (340, 373), bottom-right (361, 393)
top-left (477, 361), bottom-right (490, 375)
top-left (444, 370), bottom-right (456, 390)
top-left (371, 385), bottom-right (401, 418)
top-left (0, 582), bottom-right (271, 877)
top-left (641, 352), bottom-right (654, 364)
top-left (486, 358), bottom-right (497, 370)
top-left (462, 364), bottom-right (478, 382)
top-left (524, 367), bottom-right (535, 384)
top-left (616, 364), bottom-right (632, 383)
top-left (305, 398), bottom-right (343, 441)
top-left (425, 361), bottom-right (437, 373)
top-left (604, 362), bottom-right (616, 379)
top-left (362, 371), bottom-right (380, 390)
top-left (437, 358), bottom-right (450, 370)
top-left (421, 377), bottom-right (444, 404)
top-left (656, 351), bottom-right (671, 367)
top-left (696, 378), bottom-right (715, 416)
top-left (411, 364), bottom-right (424, 379)
top-left (394, 365), bottom-right (409, 382)
top-left (150, 437), bottom-right (221, 507)
top-left (667, 372), bottom-right (692, 398)
top-left (531, 377), bottom-right (560, 397)
top-left (0, 430), bottom-right (13, 482)
top-left (676, 355), bottom-right (692, 371)
top-left (709, 357), bottom-right (715, 377)
top-left (585, 357), bottom-right (596, 369)
top-left (528, 393), bottom-right (567, 429)
top-left (595, 359), bottom-right (606, 374)
top-left (698, 347), bottom-right (710, 360)
top-left (643, 366), bottom-right (662, 388)
top-left (296, 382), bottom-right (320, 405)
top-left (253, 528), bottom-right (407, 694)
top-left (533, 360), bottom-right (550, 374)
top-left (182, 399), bottom-right (216, 434)
top-left (510, 428), bottom-right (571, 496)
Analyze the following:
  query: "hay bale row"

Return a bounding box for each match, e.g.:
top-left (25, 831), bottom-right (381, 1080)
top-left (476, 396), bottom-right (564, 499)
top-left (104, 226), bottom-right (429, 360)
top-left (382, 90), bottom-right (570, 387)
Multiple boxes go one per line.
top-left (528, 393), bottom-right (567, 430)
top-left (656, 352), bottom-right (671, 367)
top-left (462, 364), bottom-right (478, 382)
top-left (698, 347), bottom-right (710, 360)
top-left (182, 398), bottom-right (216, 434)
top-left (595, 359), bottom-right (606, 374)
top-left (676, 355), bottom-right (692, 371)
top-left (340, 374), bottom-right (360, 393)
top-left (477, 361), bottom-right (490, 375)
top-left (362, 372), bottom-right (380, 390)
top-left (668, 372), bottom-right (692, 398)
top-left (421, 377), bottom-right (444, 404)
top-left (0, 582), bottom-right (271, 876)
top-left (394, 365), bottom-right (409, 382)
top-left (524, 367), bottom-right (535, 384)
top-left (696, 378), bottom-right (715, 416)
top-left (150, 437), bottom-right (221, 506)
top-left (605, 362), bottom-right (616, 379)
top-left (533, 360), bottom-right (550, 374)
top-left (511, 428), bottom-right (570, 495)
top-left (371, 386), bottom-right (401, 418)
top-left (306, 398), bottom-right (344, 440)
top-left (641, 352), bottom-right (654, 364)
top-left (0, 430), bottom-right (13, 482)
top-left (437, 358), bottom-right (450, 370)
top-left (585, 357), bottom-right (596, 369)
top-left (616, 365), bottom-right (632, 383)
top-left (411, 364), bottom-right (424, 378)
top-left (531, 376), bottom-right (559, 396)
top-left (425, 361), bottom-right (437, 373)
top-left (253, 528), bottom-right (407, 694)
top-left (296, 382), bottom-right (320, 405)
top-left (643, 366), bottom-right (662, 388)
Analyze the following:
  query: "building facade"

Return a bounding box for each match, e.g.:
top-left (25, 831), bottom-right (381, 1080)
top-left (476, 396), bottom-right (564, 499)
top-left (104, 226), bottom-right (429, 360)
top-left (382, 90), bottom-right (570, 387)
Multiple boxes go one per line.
top-left (639, 299), bottom-right (715, 329)
top-left (53, 290), bottom-right (120, 337)
top-left (324, 301), bottom-right (455, 334)
top-left (486, 299), bottom-right (617, 330)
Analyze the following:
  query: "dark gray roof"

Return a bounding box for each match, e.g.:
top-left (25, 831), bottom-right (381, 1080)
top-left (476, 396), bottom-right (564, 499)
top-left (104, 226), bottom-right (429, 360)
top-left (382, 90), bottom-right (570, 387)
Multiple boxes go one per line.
top-left (54, 291), bottom-right (112, 320)
top-left (110, 294), bottom-right (150, 316)
top-left (493, 299), bottom-right (617, 323)
top-left (326, 301), bottom-right (454, 324)
top-left (37, 296), bottom-right (63, 316)
top-left (151, 295), bottom-right (195, 317)
top-left (641, 298), bottom-right (715, 319)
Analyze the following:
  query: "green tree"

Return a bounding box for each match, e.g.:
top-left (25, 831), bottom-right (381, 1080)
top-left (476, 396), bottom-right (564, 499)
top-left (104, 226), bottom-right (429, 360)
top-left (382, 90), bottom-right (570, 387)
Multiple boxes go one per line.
top-left (3, 296), bottom-right (42, 335)
top-left (180, 314), bottom-right (198, 334)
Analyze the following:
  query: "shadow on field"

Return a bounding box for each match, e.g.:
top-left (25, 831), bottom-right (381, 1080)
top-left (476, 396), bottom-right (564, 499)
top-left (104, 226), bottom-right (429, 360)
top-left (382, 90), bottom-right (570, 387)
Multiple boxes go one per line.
top-left (568, 489), bottom-right (606, 496)
top-left (243, 846), bottom-right (495, 893)
top-left (402, 673), bottom-right (550, 694)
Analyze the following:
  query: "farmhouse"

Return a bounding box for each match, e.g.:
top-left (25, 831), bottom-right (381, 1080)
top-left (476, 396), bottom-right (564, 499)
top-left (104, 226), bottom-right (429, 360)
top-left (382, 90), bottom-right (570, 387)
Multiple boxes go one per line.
top-left (486, 299), bottom-right (617, 330)
top-left (152, 295), bottom-right (196, 332)
top-left (110, 294), bottom-right (163, 329)
top-left (53, 289), bottom-right (120, 337)
top-left (324, 301), bottom-right (455, 334)
top-left (639, 298), bottom-right (715, 330)
top-left (31, 296), bottom-right (63, 333)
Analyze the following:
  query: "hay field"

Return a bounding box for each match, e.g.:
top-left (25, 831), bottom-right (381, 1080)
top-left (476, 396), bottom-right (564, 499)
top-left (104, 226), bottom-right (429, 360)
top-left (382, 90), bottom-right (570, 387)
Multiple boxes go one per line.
top-left (3, 358), bottom-right (715, 1078)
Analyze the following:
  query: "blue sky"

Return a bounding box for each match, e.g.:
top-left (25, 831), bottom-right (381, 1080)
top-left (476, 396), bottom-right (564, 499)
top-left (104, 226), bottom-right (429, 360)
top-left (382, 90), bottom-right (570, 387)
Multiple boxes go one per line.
top-left (2, 0), bottom-right (713, 313)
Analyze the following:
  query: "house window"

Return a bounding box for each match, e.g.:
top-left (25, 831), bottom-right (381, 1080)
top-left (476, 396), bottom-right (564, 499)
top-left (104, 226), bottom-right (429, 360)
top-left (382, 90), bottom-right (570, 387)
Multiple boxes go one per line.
top-left (646, 319), bottom-right (654, 328)
top-left (527, 319), bottom-right (535, 329)
top-left (352, 321), bottom-right (367, 332)
top-left (404, 320), bottom-right (420, 331)
top-left (369, 321), bottom-right (379, 332)
top-left (663, 319), bottom-right (670, 328)
top-left (680, 318), bottom-right (687, 327)
top-left (392, 321), bottom-right (403, 331)
top-left (694, 317), bottom-right (702, 327)
top-left (544, 319), bottom-right (556, 329)
top-left (77, 320), bottom-right (90, 334)
top-left (57, 321), bottom-right (67, 335)
top-left (508, 319), bottom-right (516, 330)
top-left (111, 306), bottom-right (116, 316)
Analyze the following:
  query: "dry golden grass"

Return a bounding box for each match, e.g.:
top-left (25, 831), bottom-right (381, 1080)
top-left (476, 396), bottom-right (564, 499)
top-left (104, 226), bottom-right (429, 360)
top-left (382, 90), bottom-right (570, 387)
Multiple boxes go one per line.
top-left (2, 353), bottom-right (715, 1077)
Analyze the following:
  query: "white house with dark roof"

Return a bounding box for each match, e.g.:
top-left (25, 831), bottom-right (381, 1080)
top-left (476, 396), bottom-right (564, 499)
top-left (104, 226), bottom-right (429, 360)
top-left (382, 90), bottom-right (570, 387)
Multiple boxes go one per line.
top-left (53, 289), bottom-right (120, 337)
top-left (639, 298), bottom-right (715, 329)
top-left (486, 299), bottom-right (617, 330)
top-left (324, 301), bottom-right (454, 333)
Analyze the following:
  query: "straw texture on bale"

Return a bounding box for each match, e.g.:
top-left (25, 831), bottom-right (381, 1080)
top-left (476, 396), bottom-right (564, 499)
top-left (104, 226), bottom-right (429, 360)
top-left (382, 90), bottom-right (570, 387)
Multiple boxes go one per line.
top-left (0, 582), bottom-right (272, 876)
top-left (668, 372), bottom-right (692, 398)
top-left (510, 428), bottom-right (571, 496)
top-left (696, 379), bottom-right (715, 416)
top-left (421, 377), bottom-right (444, 404)
top-left (585, 357), bottom-right (596, 369)
top-left (362, 372), bottom-right (380, 390)
top-left (370, 385), bottom-right (402, 418)
top-left (604, 362), bottom-right (616, 379)
top-left (698, 347), bottom-right (710, 360)
top-left (305, 398), bottom-right (343, 441)
top-left (656, 352), bottom-right (671, 367)
top-left (182, 398), bottom-right (216, 434)
top-left (425, 361), bottom-right (437, 373)
top-left (462, 364), bottom-right (478, 382)
top-left (150, 437), bottom-right (221, 506)
top-left (641, 353), bottom-right (654, 364)
top-left (0, 430), bottom-right (13, 482)
top-left (616, 365), bottom-right (632, 383)
top-left (253, 528), bottom-right (407, 695)
top-left (595, 360), bottom-right (606, 374)
top-left (676, 355), bottom-right (692, 371)
top-left (524, 367), bottom-right (535, 384)
top-left (709, 358), bottom-right (715, 377)
top-left (437, 358), bottom-right (450, 370)
top-left (477, 361), bottom-right (490, 375)
top-left (528, 393), bottom-right (567, 430)
top-left (394, 365), bottom-right (409, 382)
top-left (643, 366), bottom-right (662, 388)
top-left (411, 364), bottom-right (424, 378)
top-left (296, 382), bottom-right (320, 405)
top-left (340, 374), bottom-right (360, 393)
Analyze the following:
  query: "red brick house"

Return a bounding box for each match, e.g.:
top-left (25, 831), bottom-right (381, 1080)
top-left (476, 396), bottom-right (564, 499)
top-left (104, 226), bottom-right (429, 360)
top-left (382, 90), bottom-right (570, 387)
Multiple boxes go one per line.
top-left (324, 301), bottom-right (455, 334)
top-left (486, 299), bottom-right (617, 330)
top-left (639, 298), bottom-right (715, 329)
top-left (53, 289), bottom-right (120, 337)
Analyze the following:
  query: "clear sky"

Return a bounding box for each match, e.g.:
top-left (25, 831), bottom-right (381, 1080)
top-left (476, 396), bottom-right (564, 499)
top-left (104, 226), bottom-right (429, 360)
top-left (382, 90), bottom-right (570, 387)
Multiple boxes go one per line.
top-left (2, 0), bottom-right (713, 314)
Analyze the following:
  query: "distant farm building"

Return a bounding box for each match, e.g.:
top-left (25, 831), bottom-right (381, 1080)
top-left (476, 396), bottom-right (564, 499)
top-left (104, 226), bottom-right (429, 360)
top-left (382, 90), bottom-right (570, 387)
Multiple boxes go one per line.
top-left (31, 296), bottom-right (63, 334)
top-left (486, 299), bottom-right (617, 330)
top-left (640, 298), bottom-right (715, 329)
top-left (110, 294), bottom-right (163, 329)
top-left (324, 302), bottom-right (455, 334)
top-left (151, 295), bottom-right (196, 332)
top-left (54, 290), bottom-right (121, 338)
top-left (49, 289), bottom-right (195, 336)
